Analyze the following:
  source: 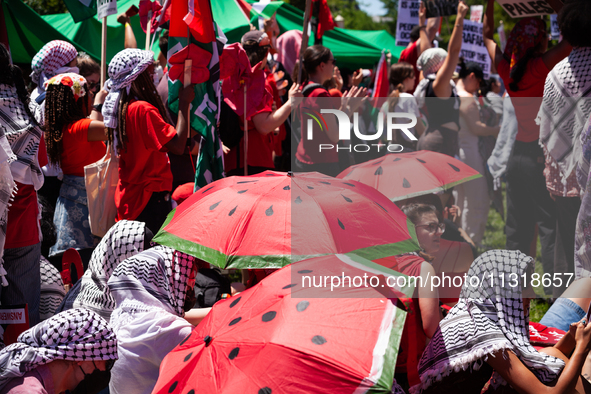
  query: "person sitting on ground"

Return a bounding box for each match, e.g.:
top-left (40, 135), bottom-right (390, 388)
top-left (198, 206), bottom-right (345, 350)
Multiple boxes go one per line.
top-left (107, 245), bottom-right (208, 394)
top-left (415, 249), bottom-right (591, 394)
top-left (0, 309), bottom-right (117, 394)
top-left (55, 220), bottom-right (152, 320)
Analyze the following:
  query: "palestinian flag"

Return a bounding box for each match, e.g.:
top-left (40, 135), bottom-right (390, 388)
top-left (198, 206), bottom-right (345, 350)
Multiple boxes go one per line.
top-left (372, 50), bottom-right (389, 108)
top-left (235, 0), bottom-right (283, 29)
top-left (63, 0), bottom-right (96, 22)
top-left (167, 0), bottom-right (226, 191)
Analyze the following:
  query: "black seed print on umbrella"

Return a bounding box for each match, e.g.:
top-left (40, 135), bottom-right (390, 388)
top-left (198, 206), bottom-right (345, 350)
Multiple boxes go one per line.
top-left (237, 190), bottom-right (248, 194)
top-left (283, 185), bottom-right (290, 190)
top-left (402, 178), bottom-right (411, 188)
top-left (187, 390), bottom-right (195, 394)
top-left (345, 169), bottom-right (354, 177)
top-left (312, 335), bottom-right (327, 345)
top-left (393, 158), bottom-right (401, 162)
top-left (416, 158), bottom-right (426, 163)
top-left (230, 297), bottom-right (241, 308)
top-left (259, 388), bottom-right (272, 394)
top-left (373, 159), bottom-right (384, 166)
top-left (341, 194), bottom-right (352, 203)
top-left (183, 352), bottom-right (193, 362)
top-left (319, 181), bottom-right (331, 185)
top-left (448, 163), bottom-right (461, 172)
top-left (179, 334), bottom-right (191, 346)
top-left (229, 347), bottom-right (240, 360)
top-left (296, 301), bottom-right (309, 312)
top-left (343, 182), bottom-right (355, 187)
top-left (374, 202), bottom-right (387, 212)
top-left (229, 206), bottom-right (237, 216)
top-left (209, 201), bottom-right (221, 210)
top-left (374, 166), bottom-right (383, 175)
top-left (237, 180), bottom-right (258, 184)
top-left (262, 311), bottom-right (277, 322)
top-left (204, 335), bottom-right (212, 346)
top-left (307, 186), bottom-right (314, 189)
top-left (229, 317), bottom-right (242, 326)
top-left (168, 381), bottom-right (178, 393)
top-left (283, 283), bottom-right (297, 289)
top-left (202, 186), bottom-right (214, 194)
top-left (338, 218), bottom-right (345, 229)
top-left (294, 196), bottom-right (302, 204)
top-left (298, 269), bottom-right (313, 274)
top-left (265, 205), bottom-right (274, 216)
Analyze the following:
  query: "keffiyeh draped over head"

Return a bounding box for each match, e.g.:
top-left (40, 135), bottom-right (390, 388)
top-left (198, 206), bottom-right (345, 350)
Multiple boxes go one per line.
top-left (0, 309), bottom-right (117, 391)
top-left (102, 49), bottom-right (154, 129)
top-left (504, 17), bottom-right (547, 70)
top-left (108, 245), bottom-right (196, 317)
top-left (30, 40), bottom-right (78, 88)
top-left (39, 257), bottom-right (66, 320)
top-left (416, 48), bottom-right (448, 78)
top-left (413, 250), bottom-right (565, 393)
top-left (71, 220), bottom-right (146, 320)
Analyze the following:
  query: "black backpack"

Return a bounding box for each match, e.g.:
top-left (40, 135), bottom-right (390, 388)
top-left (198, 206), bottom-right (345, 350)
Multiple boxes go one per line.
top-left (218, 99), bottom-right (243, 149)
top-left (193, 268), bottom-right (232, 308)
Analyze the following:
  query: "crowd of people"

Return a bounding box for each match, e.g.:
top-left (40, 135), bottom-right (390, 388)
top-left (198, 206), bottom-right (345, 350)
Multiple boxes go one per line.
top-left (0, 0), bottom-right (591, 392)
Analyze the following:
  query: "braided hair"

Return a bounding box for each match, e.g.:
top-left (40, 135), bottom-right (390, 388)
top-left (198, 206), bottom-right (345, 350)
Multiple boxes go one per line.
top-left (108, 68), bottom-right (170, 153)
top-left (44, 84), bottom-right (89, 167)
top-left (0, 44), bottom-right (36, 124)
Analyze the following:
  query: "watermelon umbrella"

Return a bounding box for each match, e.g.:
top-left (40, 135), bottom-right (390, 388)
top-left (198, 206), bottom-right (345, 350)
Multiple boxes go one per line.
top-left (152, 253), bottom-right (411, 394)
top-left (337, 151), bottom-right (483, 202)
top-left (152, 171), bottom-right (419, 269)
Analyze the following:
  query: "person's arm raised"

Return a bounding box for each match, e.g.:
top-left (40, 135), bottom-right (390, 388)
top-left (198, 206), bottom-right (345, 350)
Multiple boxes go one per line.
top-left (164, 84), bottom-right (195, 155)
top-left (487, 322), bottom-right (591, 394)
top-left (432, 1), bottom-right (468, 98)
top-left (252, 83), bottom-right (301, 135)
top-left (483, 0), bottom-right (503, 70)
top-left (542, 40), bottom-right (572, 71)
top-left (418, 2), bottom-right (431, 57)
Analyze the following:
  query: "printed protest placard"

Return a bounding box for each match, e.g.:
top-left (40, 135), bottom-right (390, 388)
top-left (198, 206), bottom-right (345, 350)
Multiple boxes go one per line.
top-left (97, 0), bottom-right (117, 20)
top-left (550, 14), bottom-right (560, 40)
top-left (395, 0), bottom-right (420, 47)
top-left (460, 20), bottom-right (491, 80)
top-left (496, 0), bottom-right (554, 18)
top-left (470, 5), bottom-right (483, 23)
top-left (424, 0), bottom-right (458, 18)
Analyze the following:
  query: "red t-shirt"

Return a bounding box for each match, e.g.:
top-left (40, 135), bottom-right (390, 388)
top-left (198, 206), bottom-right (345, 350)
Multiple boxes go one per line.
top-left (60, 119), bottom-right (106, 177)
top-left (5, 182), bottom-right (39, 249)
top-left (115, 101), bottom-right (176, 221)
top-left (497, 57), bottom-right (549, 142)
top-left (399, 41), bottom-right (419, 92)
top-left (296, 83), bottom-right (339, 165)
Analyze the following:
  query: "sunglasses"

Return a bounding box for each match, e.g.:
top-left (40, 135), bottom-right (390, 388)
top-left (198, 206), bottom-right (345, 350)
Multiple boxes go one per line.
top-left (327, 57), bottom-right (337, 65)
top-left (415, 222), bottom-right (445, 234)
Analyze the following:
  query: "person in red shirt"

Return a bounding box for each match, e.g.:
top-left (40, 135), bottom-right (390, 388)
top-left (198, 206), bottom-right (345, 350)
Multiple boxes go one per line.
top-left (398, 2), bottom-right (440, 92)
top-left (103, 49), bottom-right (194, 234)
top-left (44, 73), bottom-right (108, 264)
top-left (483, 0), bottom-right (571, 285)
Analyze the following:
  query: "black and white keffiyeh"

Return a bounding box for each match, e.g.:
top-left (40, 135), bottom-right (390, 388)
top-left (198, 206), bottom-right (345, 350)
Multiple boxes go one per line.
top-left (0, 308), bottom-right (117, 391)
top-left (68, 220), bottom-right (146, 320)
top-left (108, 245), bottom-right (196, 318)
top-left (102, 49), bottom-right (154, 130)
top-left (39, 256), bottom-right (66, 321)
top-left (537, 47), bottom-right (591, 180)
top-left (413, 250), bottom-right (565, 393)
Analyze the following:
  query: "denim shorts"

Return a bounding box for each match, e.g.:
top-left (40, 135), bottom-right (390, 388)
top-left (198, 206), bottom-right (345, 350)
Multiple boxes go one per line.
top-left (539, 298), bottom-right (586, 332)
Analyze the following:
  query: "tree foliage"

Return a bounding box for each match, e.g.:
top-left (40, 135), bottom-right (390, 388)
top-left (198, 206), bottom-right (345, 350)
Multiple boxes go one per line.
top-left (284, 0), bottom-right (386, 30)
top-left (24, 0), bottom-right (67, 15)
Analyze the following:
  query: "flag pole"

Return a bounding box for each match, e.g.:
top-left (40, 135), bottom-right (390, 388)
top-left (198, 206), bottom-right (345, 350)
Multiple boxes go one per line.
top-left (297, 0), bottom-right (312, 84)
top-left (244, 86), bottom-right (248, 176)
top-left (145, 11), bottom-right (152, 50)
top-left (101, 17), bottom-right (107, 88)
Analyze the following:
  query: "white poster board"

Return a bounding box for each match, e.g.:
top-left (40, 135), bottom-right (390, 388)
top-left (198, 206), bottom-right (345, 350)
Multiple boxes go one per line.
top-left (496, 0), bottom-right (554, 18)
top-left (395, 0), bottom-right (420, 47)
top-left (97, 0), bottom-right (117, 20)
top-left (460, 20), bottom-right (491, 80)
top-left (550, 14), bottom-right (560, 40)
top-left (470, 5), bottom-right (483, 23)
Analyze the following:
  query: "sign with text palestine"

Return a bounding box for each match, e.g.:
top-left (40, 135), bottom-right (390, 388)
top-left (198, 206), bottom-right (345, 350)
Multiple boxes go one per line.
top-left (496, 0), bottom-right (554, 18)
top-left (395, 0), bottom-right (420, 47)
top-left (460, 20), bottom-right (491, 80)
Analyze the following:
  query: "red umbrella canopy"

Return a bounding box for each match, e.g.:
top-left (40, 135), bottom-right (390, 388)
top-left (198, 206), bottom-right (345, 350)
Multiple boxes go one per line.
top-left (337, 151), bottom-right (482, 202)
top-left (152, 254), bottom-right (412, 394)
top-left (152, 171), bottom-right (419, 269)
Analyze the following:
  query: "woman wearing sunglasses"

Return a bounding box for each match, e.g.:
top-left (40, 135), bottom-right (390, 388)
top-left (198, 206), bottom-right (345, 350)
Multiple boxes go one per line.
top-left (388, 203), bottom-right (444, 390)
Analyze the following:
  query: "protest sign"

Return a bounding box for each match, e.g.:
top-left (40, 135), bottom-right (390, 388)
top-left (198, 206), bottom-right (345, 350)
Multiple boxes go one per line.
top-left (496, 0), bottom-right (554, 18)
top-left (424, 0), bottom-right (458, 18)
top-left (460, 20), bottom-right (491, 80)
top-left (97, 0), bottom-right (117, 19)
top-left (550, 14), bottom-right (560, 40)
top-left (470, 5), bottom-right (483, 23)
top-left (395, 0), bottom-right (420, 47)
